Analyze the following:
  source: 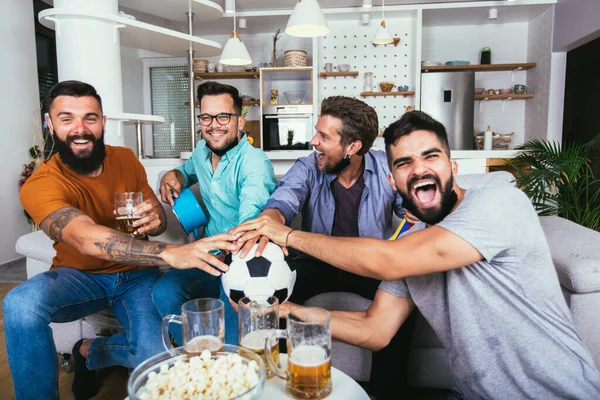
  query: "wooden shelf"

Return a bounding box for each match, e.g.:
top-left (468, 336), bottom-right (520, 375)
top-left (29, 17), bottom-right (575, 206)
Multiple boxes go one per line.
top-left (185, 100), bottom-right (260, 107)
top-left (319, 71), bottom-right (359, 79)
top-left (475, 93), bottom-right (535, 100)
top-left (421, 62), bottom-right (536, 73)
top-left (361, 91), bottom-right (415, 97)
top-left (185, 71), bottom-right (259, 79)
top-left (372, 38), bottom-right (401, 47)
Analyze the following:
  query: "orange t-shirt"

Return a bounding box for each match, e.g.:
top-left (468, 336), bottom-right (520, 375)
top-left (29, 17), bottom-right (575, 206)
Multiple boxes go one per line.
top-left (20, 145), bottom-right (156, 273)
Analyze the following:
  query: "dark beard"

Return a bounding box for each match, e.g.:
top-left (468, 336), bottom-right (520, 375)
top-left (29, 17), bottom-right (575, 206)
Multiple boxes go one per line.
top-left (326, 155), bottom-right (351, 174)
top-left (52, 130), bottom-right (106, 176)
top-left (401, 174), bottom-right (458, 225)
top-left (207, 133), bottom-right (240, 157)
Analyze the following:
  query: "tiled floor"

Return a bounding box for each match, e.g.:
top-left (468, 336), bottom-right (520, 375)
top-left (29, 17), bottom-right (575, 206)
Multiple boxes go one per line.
top-left (0, 259), bottom-right (26, 283)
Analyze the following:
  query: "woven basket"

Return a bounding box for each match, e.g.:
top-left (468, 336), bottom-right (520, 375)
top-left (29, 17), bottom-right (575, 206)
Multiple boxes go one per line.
top-left (284, 50), bottom-right (307, 67)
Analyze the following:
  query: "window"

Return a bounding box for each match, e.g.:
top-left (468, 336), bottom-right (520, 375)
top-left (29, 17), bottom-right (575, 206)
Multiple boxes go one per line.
top-left (149, 65), bottom-right (192, 157)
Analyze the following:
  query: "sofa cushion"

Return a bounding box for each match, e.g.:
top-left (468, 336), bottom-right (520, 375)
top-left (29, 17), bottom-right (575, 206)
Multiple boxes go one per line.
top-left (15, 230), bottom-right (55, 264)
top-left (540, 216), bottom-right (600, 294)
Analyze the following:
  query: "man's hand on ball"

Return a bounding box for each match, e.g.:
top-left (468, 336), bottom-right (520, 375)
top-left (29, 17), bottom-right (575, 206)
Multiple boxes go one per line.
top-left (161, 233), bottom-right (237, 276)
top-left (231, 216), bottom-right (291, 256)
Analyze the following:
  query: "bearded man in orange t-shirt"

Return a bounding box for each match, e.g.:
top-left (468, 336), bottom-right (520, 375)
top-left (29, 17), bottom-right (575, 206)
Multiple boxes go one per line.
top-left (3, 81), bottom-right (237, 400)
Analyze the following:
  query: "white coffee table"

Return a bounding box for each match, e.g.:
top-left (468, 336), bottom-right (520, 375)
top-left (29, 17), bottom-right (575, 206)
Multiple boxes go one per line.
top-left (261, 354), bottom-right (370, 399)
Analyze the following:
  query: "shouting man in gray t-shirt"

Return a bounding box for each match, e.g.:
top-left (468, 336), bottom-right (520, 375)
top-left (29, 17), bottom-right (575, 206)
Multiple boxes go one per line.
top-left (232, 111), bottom-right (600, 399)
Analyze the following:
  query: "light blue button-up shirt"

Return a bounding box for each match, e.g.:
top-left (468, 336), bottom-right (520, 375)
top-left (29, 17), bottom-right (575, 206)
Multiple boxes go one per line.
top-left (176, 135), bottom-right (277, 238)
top-left (264, 150), bottom-right (405, 239)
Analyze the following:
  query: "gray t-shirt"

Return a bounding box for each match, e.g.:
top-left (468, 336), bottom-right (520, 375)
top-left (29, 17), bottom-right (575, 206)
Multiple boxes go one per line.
top-left (380, 185), bottom-right (600, 399)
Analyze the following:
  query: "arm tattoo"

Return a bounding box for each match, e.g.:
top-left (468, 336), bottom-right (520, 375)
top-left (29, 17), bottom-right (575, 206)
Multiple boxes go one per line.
top-left (41, 207), bottom-right (86, 243)
top-left (94, 233), bottom-right (168, 266)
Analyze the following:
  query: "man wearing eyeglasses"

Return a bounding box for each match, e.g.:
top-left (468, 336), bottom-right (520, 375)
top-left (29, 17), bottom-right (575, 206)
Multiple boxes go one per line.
top-left (155, 82), bottom-right (277, 346)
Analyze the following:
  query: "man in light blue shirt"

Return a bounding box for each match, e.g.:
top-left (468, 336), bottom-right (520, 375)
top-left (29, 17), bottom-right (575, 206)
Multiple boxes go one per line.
top-left (154, 82), bottom-right (277, 345)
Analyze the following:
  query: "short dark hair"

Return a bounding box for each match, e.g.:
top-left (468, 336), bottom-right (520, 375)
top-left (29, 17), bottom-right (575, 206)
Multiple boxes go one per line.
top-left (383, 111), bottom-right (450, 157)
top-left (46, 80), bottom-right (103, 112)
top-left (197, 81), bottom-right (243, 114)
top-left (320, 96), bottom-right (378, 155)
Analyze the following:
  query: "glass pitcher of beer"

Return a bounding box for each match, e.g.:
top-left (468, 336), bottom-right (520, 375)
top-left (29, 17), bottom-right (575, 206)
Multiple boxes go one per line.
top-left (114, 192), bottom-right (145, 238)
top-left (238, 296), bottom-right (279, 378)
top-left (265, 307), bottom-right (332, 399)
top-left (161, 298), bottom-right (225, 354)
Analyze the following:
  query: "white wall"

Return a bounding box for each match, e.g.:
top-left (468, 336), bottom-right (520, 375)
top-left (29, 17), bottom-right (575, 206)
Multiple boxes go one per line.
top-left (121, 46), bottom-right (144, 153)
top-left (0, 0), bottom-right (40, 263)
top-left (525, 7), bottom-right (553, 141)
top-left (553, 0), bottom-right (600, 52)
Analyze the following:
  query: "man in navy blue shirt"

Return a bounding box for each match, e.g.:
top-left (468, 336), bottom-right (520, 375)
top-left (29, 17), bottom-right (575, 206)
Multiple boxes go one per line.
top-left (238, 96), bottom-right (416, 399)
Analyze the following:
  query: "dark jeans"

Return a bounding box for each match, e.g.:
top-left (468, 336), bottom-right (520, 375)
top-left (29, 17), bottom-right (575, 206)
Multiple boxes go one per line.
top-left (287, 256), bottom-right (416, 400)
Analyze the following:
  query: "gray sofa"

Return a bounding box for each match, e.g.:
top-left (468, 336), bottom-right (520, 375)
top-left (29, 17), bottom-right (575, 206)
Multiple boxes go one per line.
top-left (13, 172), bottom-right (600, 389)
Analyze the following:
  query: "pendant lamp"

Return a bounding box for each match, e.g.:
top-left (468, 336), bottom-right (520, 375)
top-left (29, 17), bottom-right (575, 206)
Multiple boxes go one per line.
top-left (286, 0), bottom-right (330, 38)
top-left (372, 0), bottom-right (393, 45)
top-left (220, 1), bottom-right (252, 65)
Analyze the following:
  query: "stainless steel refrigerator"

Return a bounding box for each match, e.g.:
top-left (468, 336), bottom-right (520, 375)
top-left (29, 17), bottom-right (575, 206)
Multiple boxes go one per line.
top-left (420, 71), bottom-right (474, 150)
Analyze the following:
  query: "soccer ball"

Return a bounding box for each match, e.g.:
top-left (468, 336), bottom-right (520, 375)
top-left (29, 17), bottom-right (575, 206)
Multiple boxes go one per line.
top-left (222, 242), bottom-right (296, 305)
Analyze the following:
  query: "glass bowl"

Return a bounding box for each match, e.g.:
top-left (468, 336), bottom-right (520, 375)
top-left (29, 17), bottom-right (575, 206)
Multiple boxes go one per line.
top-left (283, 91), bottom-right (306, 104)
top-left (127, 344), bottom-right (266, 400)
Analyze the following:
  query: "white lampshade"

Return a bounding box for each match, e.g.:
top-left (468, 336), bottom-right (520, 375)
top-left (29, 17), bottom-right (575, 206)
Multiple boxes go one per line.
top-left (225, 0), bottom-right (234, 13)
top-left (285, 0), bottom-right (330, 38)
top-left (372, 20), bottom-right (393, 45)
top-left (363, 0), bottom-right (372, 7)
top-left (220, 31), bottom-right (252, 66)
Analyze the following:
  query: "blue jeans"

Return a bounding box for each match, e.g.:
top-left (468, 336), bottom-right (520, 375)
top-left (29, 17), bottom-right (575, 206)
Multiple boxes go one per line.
top-left (2, 267), bottom-right (164, 400)
top-left (152, 268), bottom-right (239, 346)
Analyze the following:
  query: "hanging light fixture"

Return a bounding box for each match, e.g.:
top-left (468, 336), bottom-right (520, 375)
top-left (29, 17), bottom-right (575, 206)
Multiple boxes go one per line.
top-left (363, 0), bottom-right (372, 7)
top-left (372, 0), bottom-right (393, 45)
top-left (225, 0), bottom-right (234, 13)
top-left (220, 0), bottom-right (252, 66)
top-left (286, 0), bottom-right (330, 38)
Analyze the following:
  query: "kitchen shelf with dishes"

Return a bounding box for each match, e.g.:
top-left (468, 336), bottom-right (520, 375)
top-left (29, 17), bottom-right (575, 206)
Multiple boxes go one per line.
top-left (421, 62), bottom-right (536, 73)
top-left (475, 93), bottom-right (534, 101)
top-left (319, 71), bottom-right (359, 79)
top-left (361, 91), bottom-right (415, 98)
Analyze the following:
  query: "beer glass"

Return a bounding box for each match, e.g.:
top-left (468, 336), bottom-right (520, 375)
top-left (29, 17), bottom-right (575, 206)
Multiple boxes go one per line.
top-left (238, 296), bottom-right (279, 378)
top-left (265, 307), bottom-right (332, 399)
top-left (161, 299), bottom-right (224, 354)
top-left (114, 192), bottom-right (144, 238)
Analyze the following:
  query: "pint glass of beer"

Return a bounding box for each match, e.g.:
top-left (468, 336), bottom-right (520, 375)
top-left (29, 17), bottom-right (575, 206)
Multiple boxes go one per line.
top-left (161, 298), bottom-right (224, 354)
top-left (114, 192), bottom-right (144, 238)
top-left (238, 296), bottom-right (279, 378)
top-left (265, 307), bottom-right (332, 399)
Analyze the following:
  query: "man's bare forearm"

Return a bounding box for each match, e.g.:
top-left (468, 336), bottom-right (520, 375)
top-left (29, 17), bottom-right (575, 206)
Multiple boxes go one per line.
top-left (93, 232), bottom-right (168, 266)
top-left (262, 208), bottom-right (286, 224)
top-left (41, 206), bottom-right (169, 266)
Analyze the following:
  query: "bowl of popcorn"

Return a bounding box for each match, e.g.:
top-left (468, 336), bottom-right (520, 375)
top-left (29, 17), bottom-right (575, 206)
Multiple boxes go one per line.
top-left (128, 345), bottom-right (266, 400)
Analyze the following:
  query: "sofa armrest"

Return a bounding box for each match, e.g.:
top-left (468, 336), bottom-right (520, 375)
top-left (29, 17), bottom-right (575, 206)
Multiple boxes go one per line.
top-left (15, 230), bottom-right (55, 264)
top-left (540, 216), bottom-right (600, 294)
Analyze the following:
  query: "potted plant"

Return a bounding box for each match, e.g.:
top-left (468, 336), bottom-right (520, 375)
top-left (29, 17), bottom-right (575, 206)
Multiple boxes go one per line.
top-left (509, 135), bottom-right (600, 231)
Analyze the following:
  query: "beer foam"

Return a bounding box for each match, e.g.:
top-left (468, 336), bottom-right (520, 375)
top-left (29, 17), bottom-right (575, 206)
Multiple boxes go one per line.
top-left (185, 335), bottom-right (223, 353)
top-left (290, 345), bottom-right (329, 367)
top-left (240, 330), bottom-right (271, 351)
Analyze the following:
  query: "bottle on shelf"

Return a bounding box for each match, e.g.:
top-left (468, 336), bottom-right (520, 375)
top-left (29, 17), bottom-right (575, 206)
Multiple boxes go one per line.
top-left (484, 125), bottom-right (493, 150)
top-left (363, 72), bottom-right (373, 92)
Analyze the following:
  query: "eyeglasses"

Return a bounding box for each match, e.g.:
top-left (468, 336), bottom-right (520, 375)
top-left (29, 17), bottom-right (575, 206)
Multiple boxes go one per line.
top-left (198, 113), bottom-right (239, 126)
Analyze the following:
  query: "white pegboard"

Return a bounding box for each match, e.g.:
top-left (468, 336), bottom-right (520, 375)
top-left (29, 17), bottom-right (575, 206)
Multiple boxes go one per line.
top-left (317, 16), bottom-right (417, 130)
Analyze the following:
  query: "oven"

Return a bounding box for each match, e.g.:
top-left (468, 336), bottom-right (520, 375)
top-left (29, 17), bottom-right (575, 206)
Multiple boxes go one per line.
top-left (262, 105), bottom-right (314, 151)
